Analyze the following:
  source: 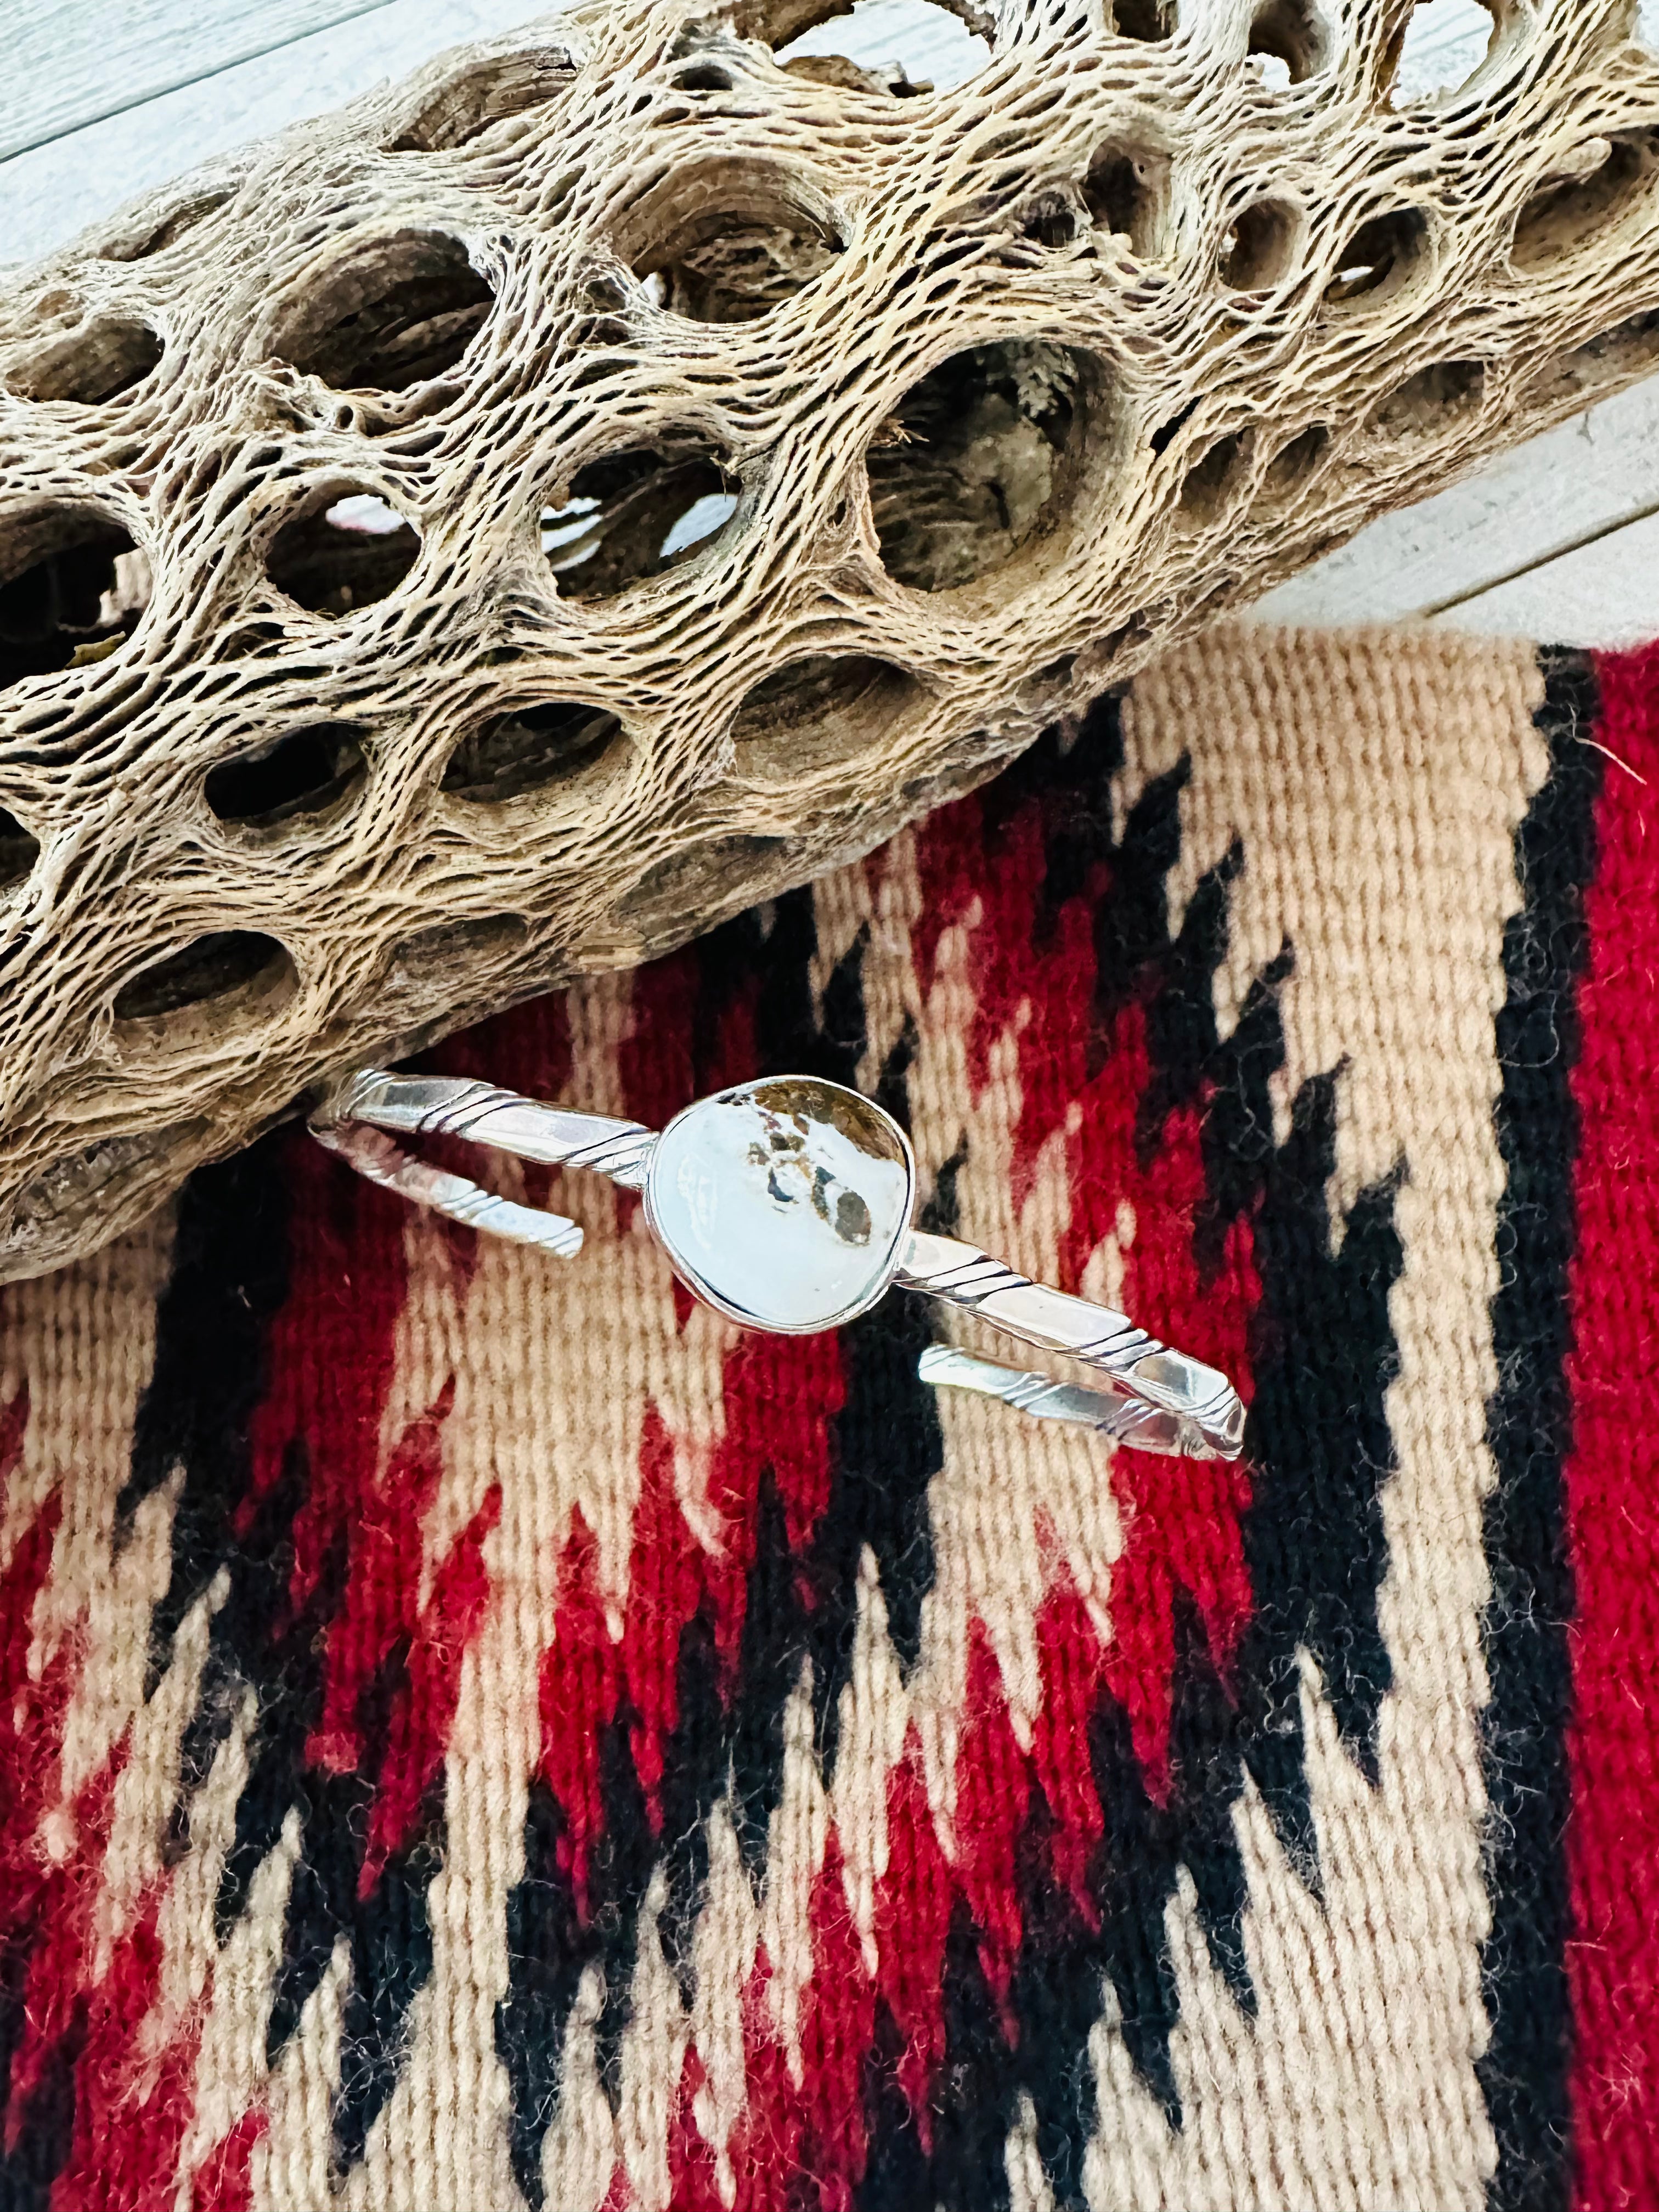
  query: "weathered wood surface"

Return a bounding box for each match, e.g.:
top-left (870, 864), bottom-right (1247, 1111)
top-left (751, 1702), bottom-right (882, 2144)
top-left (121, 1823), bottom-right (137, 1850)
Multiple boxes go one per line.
top-left (5, 0), bottom-right (1659, 644)
top-left (1252, 371), bottom-right (1659, 640)
top-left (1434, 505), bottom-right (1659, 644)
top-left (2, 0), bottom-right (579, 254)
top-left (1, 0), bottom-right (391, 160)
top-left (0, 0), bottom-right (980, 243)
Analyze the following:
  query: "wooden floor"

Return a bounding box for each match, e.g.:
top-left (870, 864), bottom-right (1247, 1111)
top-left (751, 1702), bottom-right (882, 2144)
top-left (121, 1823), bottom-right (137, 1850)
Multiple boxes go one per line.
top-left (5, 0), bottom-right (1658, 648)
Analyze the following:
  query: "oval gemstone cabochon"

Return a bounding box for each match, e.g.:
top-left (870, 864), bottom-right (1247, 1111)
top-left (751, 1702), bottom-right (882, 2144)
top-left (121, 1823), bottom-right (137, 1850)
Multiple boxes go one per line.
top-left (646, 1076), bottom-right (915, 1330)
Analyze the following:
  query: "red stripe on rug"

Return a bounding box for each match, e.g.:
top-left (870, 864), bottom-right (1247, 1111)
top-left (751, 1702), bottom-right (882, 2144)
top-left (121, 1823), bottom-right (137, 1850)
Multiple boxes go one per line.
top-left (1565, 647), bottom-right (1659, 2211)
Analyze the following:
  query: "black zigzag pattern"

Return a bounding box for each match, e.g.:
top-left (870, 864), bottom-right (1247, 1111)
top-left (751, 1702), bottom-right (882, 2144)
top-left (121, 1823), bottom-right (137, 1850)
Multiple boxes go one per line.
top-left (1478, 650), bottom-right (1604, 2212)
top-left (494, 690), bottom-right (1407, 2209)
top-left (498, 884), bottom-right (947, 2208)
top-left (117, 1139), bottom-right (443, 2177)
top-left (857, 702), bottom-right (1404, 2210)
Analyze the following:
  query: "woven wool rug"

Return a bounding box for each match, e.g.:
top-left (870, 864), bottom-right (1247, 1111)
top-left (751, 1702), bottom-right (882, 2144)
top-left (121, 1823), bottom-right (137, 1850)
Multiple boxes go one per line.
top-left (0, 626), bottom-right (1655, 2212)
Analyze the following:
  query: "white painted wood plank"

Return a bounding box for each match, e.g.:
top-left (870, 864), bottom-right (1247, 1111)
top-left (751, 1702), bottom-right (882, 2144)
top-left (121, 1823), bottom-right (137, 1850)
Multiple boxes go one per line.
top-left (0, 0), bottom-right (983, 166)
top-left (1, 0), bottom-right (568, 270)
top-left (0, 0), bottom-right (1515, 167)
top-left (1248, 378), bottom-right (1659, 633)
top-left (46, 0), bottom-right (1522, 170)
top-left (1, 0), bottom-right (392, 162)
top-left (1431, 507), bottom-right (1659, 646)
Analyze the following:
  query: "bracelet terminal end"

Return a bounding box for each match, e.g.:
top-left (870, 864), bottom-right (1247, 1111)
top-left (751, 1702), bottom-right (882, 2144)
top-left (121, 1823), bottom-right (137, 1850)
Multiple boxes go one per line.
top-left (917, 1343), bottom-right (1245, 1462)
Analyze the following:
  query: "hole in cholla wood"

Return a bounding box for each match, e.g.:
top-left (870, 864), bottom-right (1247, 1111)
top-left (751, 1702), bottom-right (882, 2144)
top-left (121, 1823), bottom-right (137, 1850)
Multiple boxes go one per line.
top-left (1324, 207), bottom-right (1427, 308)
top-left (1548, 306), bottom-right (1659, 398)
top-left (1220, 199), bottom-right (1301, 290)
top-left (442, 703), bottom-right (626, 804)
top-left (1249, 0), bottom-right (1330, 86)
top-left (111, 932), bottom-right (297, 1033)
top-left (1260, 423), bottom-right (1330, 496)
top-left (623, 832), bottom-right (789, 925)
top-left (868, 339), bottom-right (1105, 591)
top-left (386, 48), bottom-right (577, 151)
top-left (378, 916), bottom-right (531, 1036)
top-left (4, 317), bottom-right (162, 404)
top-left (205, 726), bottom-right (371, 833)
top-left (0, 509), bottom-right (146, 689)
top-left (0, 808), bottom-right (38, 893)
top-left (1085, 144), bottom-right (1167, 251)
top-left (270, 231), bottom-right (494, 391)
top-left (775, 0), bottom-right (989, 94)
top-left (98, 189), bottom-right (233, 263)
top-left (1511, 130), bottom-right (1659, 273)
top-left (265, 490), bottom-right (420, 616)
top-left (1112, 0), bottom-right (1174, 40)
top-left (1019, 194), bottom-right (1082, 249)
top-left (1372, 357), bottom-right (1486, 436)
top-left (1178, 433), bottom-right (1253, 524)
top-left (543, 445), bottom-right (740, 596)
top-left (616, 157), bottom-right (846, 321)
top-left (730, 654), bottom-right (921, 778)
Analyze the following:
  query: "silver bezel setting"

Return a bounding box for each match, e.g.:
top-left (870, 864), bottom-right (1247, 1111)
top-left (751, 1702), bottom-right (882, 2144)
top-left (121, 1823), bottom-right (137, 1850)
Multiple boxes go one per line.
top-left (642, 1076), bottom-right (918, 1334)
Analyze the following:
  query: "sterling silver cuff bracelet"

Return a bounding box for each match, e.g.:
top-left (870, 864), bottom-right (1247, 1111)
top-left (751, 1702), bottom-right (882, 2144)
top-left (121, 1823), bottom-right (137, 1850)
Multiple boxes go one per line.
top-left (311, 1069), bottom-right (1246, 1462)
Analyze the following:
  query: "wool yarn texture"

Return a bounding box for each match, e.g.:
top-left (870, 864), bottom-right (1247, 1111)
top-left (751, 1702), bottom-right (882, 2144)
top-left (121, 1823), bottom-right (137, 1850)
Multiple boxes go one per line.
top-left (0, 623), bottom-right (1654, 2210)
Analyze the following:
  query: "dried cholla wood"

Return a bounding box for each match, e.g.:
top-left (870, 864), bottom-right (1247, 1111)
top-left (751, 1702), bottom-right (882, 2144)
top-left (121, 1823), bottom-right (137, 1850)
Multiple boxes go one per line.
top-left (1, 0), bottom-right (1657, 1280)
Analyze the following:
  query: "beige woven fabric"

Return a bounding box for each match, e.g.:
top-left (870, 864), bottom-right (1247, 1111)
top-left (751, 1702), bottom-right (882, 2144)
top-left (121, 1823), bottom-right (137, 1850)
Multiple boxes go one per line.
top-left (3, 624), bottom-right (1634, 2212)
